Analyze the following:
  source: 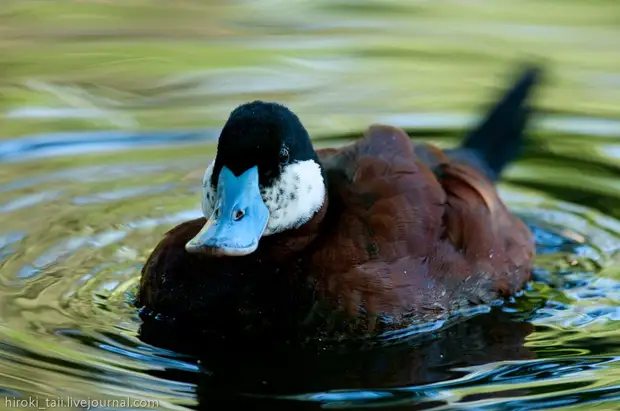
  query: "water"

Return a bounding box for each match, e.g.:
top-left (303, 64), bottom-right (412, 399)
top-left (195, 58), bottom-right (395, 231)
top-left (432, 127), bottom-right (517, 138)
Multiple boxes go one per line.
top-left (1, 1), bottom-right (620, 410)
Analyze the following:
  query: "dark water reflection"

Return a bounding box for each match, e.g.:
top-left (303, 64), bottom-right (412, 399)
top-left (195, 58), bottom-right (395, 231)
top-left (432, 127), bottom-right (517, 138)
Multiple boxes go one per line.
top-left (1, 0), bottom-right (620, 410)
top-left (141, 310), bottom-right (535, 410)
top-left (2, 126), bottom-right (620, 410)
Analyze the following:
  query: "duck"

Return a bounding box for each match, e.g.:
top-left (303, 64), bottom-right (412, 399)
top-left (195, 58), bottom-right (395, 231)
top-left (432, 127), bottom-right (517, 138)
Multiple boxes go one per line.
top-left (136, 66), bottom-right (540, 345)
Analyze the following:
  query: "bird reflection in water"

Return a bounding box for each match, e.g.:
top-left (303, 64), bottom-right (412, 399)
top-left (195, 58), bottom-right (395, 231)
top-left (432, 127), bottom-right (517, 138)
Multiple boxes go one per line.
top-left (139, 310), bottom-right (534, 410)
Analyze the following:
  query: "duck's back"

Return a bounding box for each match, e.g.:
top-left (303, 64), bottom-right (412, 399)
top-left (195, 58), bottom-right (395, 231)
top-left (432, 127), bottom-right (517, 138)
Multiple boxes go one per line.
top-left (311, 125), bottom-right (534, 330)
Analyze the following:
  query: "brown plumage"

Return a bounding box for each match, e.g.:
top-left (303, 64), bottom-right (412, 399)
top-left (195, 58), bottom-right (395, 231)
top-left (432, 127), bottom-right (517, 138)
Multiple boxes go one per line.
top-left (136, 67), bottom-right (540, 344)
top-left (308, 125), bottom-right (534, 331)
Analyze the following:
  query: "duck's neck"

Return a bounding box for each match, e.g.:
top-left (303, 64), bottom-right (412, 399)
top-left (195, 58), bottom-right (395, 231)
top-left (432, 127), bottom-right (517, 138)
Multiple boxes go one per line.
top-left (259, 194), bottom-right (329, 261)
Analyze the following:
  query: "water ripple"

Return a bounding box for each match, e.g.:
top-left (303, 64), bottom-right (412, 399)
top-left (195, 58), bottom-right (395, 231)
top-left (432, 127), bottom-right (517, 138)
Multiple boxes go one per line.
top-left (0, 128), bottom-right (618, 410)
top-left (0, 1), bottom-right (619, 403)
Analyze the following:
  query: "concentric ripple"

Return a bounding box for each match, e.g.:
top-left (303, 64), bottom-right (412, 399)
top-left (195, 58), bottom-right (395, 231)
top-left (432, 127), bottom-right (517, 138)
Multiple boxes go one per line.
top-left (1, 0), bottom-right (619, 408)
top-left (0, 148), bottom-right (209, 410)
top-left (0, 121), bottom-right (619, 411)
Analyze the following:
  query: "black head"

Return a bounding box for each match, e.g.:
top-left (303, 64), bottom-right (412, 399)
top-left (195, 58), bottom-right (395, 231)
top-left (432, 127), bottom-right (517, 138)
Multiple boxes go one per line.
top-left (186, 101), bottom-right (328, 256)
top-left (211, 101), bottom-right (319, 188)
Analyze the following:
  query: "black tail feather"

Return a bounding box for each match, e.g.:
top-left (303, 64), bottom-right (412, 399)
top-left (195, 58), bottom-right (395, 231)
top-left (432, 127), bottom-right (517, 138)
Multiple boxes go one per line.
top-left (451, 65), bottom-right (543, 181)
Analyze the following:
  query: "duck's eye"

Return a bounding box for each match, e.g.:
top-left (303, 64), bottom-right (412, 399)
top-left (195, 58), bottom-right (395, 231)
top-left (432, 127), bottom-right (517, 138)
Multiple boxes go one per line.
top-left (279, 147), bottom-right (289, 165)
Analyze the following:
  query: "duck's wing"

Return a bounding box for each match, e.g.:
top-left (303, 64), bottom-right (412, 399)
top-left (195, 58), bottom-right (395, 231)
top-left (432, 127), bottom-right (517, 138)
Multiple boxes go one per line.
top-left (413, 65), bottom-right (540, 296)
top-left (313, 124), bottom-right (533, 329)
top-left (311, 126), bottom-right (449, 322)
top-left (319, 124), bottom-right (447, 262)
top-left (435, 156), bottom-right (535, 295)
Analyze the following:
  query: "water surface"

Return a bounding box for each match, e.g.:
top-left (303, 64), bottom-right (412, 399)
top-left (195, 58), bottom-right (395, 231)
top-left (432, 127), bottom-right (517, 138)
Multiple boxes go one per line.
top-left (1, 1), bottom-right (620, 410)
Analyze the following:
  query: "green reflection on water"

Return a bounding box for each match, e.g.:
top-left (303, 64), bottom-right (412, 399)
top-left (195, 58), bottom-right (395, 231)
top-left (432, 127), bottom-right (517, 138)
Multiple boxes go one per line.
top-left (1, 0), bottom-right (620, 140)
top-left (0, 1), bottom-right (620, 411)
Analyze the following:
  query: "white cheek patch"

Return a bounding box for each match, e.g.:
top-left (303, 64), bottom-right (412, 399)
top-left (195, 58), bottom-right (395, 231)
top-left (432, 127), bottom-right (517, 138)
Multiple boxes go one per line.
top-left (201, 160), bottom-right (216, 217)
top-left (199, 159), bottom-right (326, 236)
top-left (261, 159), bottom-right (326, 235)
